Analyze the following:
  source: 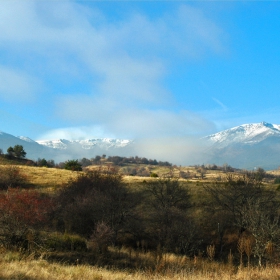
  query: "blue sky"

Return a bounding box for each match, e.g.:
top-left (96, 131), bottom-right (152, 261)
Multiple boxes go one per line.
top-left (1, 1), bottom-right (280, 145)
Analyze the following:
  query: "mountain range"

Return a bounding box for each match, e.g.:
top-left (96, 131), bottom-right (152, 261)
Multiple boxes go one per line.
top-left (0, 132), bottom-right (134, 163)
top-left (203, 121), bottom-right (280, 170)
top-left (0, 121), bottom-right (280, 169)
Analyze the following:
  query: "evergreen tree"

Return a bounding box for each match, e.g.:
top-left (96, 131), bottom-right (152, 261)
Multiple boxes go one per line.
top-left (13, 145), bottom-right (26, 158)
top-left (64, 160), bottom-right (82, 171)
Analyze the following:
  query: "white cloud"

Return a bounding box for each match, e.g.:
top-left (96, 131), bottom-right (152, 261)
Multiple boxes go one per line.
top-left (0, 67), bottom-right (38, 102)
top-left (107, 109), bottom-right (215, 138)
top-left (0, 1), bottom-right (225, 140)
top-left (50, 3), bottom-right (223, 139)
top-left (212, 97), bottom-right (228, 111)
top-left (55, 95), bottom-right (215, 139)
top-left (173, 5), bottom-right (225, 56)
top-left (0, 1), bottom-right (227, 164)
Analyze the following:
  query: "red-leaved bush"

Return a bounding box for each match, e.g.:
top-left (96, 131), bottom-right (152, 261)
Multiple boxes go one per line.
top-left (0, 188), bottom-right (53, 248)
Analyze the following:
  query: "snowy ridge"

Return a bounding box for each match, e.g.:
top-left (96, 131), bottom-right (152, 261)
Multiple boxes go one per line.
top-left (36, 138), bottom-right (132, 150)
top-left (202, 121), bottom-right (280, 169)
top-left (17, 136), bottom-right (36, 143)
top-left (0, 131), bottom-right (134, 162)
top-left (1, 122), bottom-right (279, 169)
top-left (205, 122), bottom-right (280, 148)
top-left (36, 139), bottom-right (70, 149)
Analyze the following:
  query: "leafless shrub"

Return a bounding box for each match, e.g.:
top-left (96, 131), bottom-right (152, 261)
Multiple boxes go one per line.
top-left (241, 198), bottom-right (280, 267)
top-left (265, 241), bottom-right (274, 264)
top-left (237, 237), bottom-right (245, 267)
top-left (89, 222), bottom-right (114, 254)
top-left (244, 236), bottom-right (254, 267)
top-left (228, 249), bottom-right (234, 267)
top-left (207, 244), bottom-right (215, 262)
top-left (0, 166), bottom-right (28, 190)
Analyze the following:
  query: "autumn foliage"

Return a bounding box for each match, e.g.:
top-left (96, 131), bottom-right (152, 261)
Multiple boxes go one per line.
top-left (0, 188), bottom-right (50, 224)
top-left (0, 188), bottom-right (53, 249)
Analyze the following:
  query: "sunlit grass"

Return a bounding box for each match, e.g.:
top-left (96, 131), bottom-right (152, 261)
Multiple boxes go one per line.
top-left (1, 159), bottom-right (239, 192)
top-left (0, 162), bottom-right (279, 279)
top-left (0, 248), bottom-right (280, 280)
top-left (14, 166), bottom-right (79, 191)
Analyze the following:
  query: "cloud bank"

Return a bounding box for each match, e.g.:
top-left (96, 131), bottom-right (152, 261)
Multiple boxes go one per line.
top-left (0, 1), bottom-right (226, 163)
top-left (47, 2), bottom-right (222, 139)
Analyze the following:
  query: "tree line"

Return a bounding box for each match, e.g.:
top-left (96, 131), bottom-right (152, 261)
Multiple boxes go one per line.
top-left (78, 155), bottom-right (172, 167)
top-left (0, 144), bottom-right (172, 169)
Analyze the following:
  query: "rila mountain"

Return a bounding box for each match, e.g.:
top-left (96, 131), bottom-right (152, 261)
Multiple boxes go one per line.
top-left (0, 131), bottom-right (135, 163)
top-left (0, 121), bottom-right (280, 170)
top-left (203, 121), bottom-right (280, 170)
top-left (1, 124), bottom-right (280, 278)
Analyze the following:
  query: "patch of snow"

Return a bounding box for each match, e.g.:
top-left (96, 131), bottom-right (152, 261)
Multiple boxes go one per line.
top-left (36, 138), bottom-right (132, 150)
top-left (17, 136), bottom-right (36, 143)
top-left (205, 122), bottom-right (280, 148)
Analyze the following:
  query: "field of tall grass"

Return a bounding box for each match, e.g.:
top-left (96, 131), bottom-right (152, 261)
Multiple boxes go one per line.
top-left (0, 160), bottom-right (279, 279)
top-left (1, 248), bottom-right (279, 280)
top-left (17, 165), bottom-right (79, 191)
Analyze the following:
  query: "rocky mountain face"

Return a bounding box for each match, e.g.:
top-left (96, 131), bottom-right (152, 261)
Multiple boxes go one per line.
top-left (203, 122), bottom-right (280, 170)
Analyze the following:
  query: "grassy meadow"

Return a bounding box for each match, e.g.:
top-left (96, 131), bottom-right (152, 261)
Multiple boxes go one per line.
top-left (17, 165), bottom-right (79, 191)
top-left (0, 157), bottom-right (280, 279)
top-left (1, 248), bottom-right (280, 280)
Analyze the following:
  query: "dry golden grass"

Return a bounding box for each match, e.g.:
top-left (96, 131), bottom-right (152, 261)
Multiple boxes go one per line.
top-left (123, 175), bottom-right (160, 183)
top-left (267, 169), bottom-right (280, 177)
top-left (11, 165), bottom-right (79, 191)
top-left (86, 164), bottom-right (226, 182)
top-left (0, 163), bottom-right (210, 200)
top-left (1, 163), bottom-right (273, 217)
top-left (1, 160), bottom-right (247, 193)
top-left (0, 250), bottom-right (280, 280)
top-left (17, 165), bottom-right (218, 207)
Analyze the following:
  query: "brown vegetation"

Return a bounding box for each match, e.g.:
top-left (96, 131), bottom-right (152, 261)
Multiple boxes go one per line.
top-left (0, 160), bottom-right (280, 279)
top-left (1, 248), bottom-right (280, 280)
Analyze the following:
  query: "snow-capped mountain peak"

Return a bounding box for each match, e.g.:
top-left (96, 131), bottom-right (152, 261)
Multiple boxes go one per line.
top-left (36, 139), bottom-right (70, 149)
top-left (0, 132), bottom-right (134, 163)
top-left (202, 121), bottom-right (280, 169)
top-left (36, 138), bottom-right (132, 150)
top-left (205, 122), bottom-right (280, 147)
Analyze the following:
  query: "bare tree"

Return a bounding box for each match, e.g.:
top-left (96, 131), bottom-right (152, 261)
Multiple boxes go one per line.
top-left (204, 171), bottom-right (279, 265)
top-left (204, 172), bottom-right (274, 232)
top-left (89, 222), bottom-right (114, 253)
top-left (55, 170), bottom-right (135, 244)
top-left (197, 167), bottom-right (207, 179)
top-left (144, 179), bottom-right (196, 254)
top-left (241, 198), bottom-right (280, 266)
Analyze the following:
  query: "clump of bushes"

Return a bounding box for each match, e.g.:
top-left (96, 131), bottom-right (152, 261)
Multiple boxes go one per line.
top-left (274, 177), bottom-right (280, 184)
top-left (64, 160), bottom-right (82, 171)
top-left (43, 232), bottom-right (87, 252)
top-left (0, 165), bottom-right (28, 190)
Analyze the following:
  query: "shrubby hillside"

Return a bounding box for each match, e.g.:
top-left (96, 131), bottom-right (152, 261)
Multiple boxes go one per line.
top-left (0, 155), bottom-right (280, 278)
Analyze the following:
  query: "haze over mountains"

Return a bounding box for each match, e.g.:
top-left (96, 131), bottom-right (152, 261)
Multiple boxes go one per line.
top-left (0, 121), bottom-right (280, 170)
